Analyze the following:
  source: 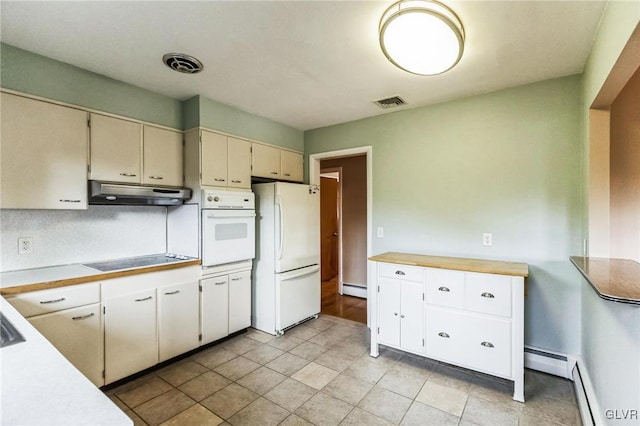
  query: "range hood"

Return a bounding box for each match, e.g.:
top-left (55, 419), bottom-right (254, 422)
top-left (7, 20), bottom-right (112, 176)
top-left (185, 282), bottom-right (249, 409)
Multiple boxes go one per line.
top-left (89, 181), bottom-right (191, 206)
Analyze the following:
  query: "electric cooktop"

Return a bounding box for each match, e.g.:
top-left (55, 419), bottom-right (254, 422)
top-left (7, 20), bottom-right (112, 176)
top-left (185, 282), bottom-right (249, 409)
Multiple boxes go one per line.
top-left (83, 253), bottom-right (194, 273)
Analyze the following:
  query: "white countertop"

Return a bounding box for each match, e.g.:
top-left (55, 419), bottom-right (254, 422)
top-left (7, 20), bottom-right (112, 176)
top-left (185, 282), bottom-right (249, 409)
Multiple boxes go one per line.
top-left (0, 264), bottom-right (102, 289)
top-left (0, 297), bottom-right (132, 426)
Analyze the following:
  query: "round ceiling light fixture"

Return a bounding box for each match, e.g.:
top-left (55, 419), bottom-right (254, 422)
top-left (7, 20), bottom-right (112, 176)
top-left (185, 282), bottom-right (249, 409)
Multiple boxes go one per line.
top-left (379, 0), bottom-right (465, 76)
top-left (162, 53), bottom-right (204, 74)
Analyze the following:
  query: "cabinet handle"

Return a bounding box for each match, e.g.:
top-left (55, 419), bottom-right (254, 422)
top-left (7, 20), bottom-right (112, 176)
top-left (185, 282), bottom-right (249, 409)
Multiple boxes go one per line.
top-left (270, 171), bottom-right (279, 175)
top-left (231, 180), bottom-right (242, 183)
top-left (400, 314), bottom-right (405, 318)
top-left (438, 332), bottom-right (450, 338)
top-left (72, 312), bottom-right (95, 320)
top-left (481, 341), bottom-right (495, 348)
top-left (148, 176), bottom-right (164, 180)
top-left (134, 296), bottom-right (153, 302)
top-left (214, 281), bottom-right (226, 285)
top-left (284, 173), bottom-right (291, 177)
top-left (231, 277), bottom-right (243, 281)
top-left (438, 286), bottom-right (450, 292)
top-left (39, 297), bottom-right (66, 304)
top-left (481, 292), bottom-right (495, 299)
top-left (395, 270), bottom-right (405, 276)
top-left (164, 290), bottom-right (180, 295)
top-left (394, 312), bottom-right (398, 316)
top-left (214, 178), bottom-right (226, 182)
top-left (59, 199), bottom-right (82, 203)
top-left (120, 173), bottom-right (137, 177)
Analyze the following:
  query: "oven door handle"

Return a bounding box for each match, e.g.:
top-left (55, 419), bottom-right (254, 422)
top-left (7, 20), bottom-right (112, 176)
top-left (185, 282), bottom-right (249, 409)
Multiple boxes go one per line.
top-left (205, 210), bottom-right (255, 218)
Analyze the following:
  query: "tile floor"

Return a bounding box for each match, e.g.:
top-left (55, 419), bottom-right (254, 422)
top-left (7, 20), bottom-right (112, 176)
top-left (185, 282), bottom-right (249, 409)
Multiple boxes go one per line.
top-left (105, 315), bottom-right (582, 426)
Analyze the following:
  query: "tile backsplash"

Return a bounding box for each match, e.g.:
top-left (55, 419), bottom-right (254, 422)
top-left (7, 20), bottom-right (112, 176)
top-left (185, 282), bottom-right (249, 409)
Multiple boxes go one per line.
top-left (0, 206), bottom-right (167, 272)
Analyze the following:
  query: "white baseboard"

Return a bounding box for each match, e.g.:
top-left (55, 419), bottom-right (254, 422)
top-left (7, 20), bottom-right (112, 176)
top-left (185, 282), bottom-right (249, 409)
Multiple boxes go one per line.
top-left (524, 346), bottom-right (571, 379)
top-left (569, 355), bottom-right (602, 426)
top-left (342, 283), bottom-right (367, 298)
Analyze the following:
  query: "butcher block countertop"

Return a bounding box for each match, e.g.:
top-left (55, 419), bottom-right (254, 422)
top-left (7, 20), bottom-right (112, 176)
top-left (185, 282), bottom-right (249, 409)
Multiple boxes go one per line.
top-left (570, 256), bottom-right (640, 305)
top-left (0, 258), bottom-right (201, 296)
top-left (369, 252), bottom-right (529, 277)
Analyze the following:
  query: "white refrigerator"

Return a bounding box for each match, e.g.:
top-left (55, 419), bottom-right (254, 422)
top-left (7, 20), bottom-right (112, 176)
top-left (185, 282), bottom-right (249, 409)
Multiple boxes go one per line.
top-left (252, 182), bottom-right (321, 335)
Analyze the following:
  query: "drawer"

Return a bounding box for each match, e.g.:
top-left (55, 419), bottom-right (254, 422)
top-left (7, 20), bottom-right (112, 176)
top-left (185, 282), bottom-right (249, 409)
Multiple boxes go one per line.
top-left (464, 272), bottom-right (512, 317)
top-left (425, 268), bottom-right (464, 308)
top-left (424, 307), bottom-right (466, 367)
top-left (378, 262), bottom-right (424, 282)
top-left (6, 283), bottom-right (100, 317)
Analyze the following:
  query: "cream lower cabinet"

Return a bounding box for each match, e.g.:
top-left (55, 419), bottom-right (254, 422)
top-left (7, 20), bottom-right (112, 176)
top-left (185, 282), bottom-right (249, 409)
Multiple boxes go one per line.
top-left (228, 270), bottom-right (252, 334)
top-left (158, 281), bottom-right (200, 362)
top-left (371, 256), bottom-right (526, 402)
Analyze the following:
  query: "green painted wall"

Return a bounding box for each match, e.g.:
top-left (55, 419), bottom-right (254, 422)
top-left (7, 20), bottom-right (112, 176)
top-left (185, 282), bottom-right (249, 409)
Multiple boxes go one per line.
top-left (0, 43), bottom-right (182, 128)
top-left (579, 2), bottom-right (640, 423)
top-left (305, 75), bottom-right (583, 354)
top-left (182, 95), bottom-right (200, 130)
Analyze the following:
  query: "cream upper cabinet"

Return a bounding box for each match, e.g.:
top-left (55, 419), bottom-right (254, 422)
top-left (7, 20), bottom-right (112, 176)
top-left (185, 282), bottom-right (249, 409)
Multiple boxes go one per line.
top-left (281, 150), bottom-right (303, 182)
top-left (1, 92), bottom-right (88, 209)
top-left (143, 126), bottom-right (183, 187)
top-left (252, 143), bottom-right (281, 179)
top-left (201, 130), bottom-right (229, 186)
top-left (89, 113), bottom-right (142, 184)
top-left (228, 137), bottom-right (252, 189)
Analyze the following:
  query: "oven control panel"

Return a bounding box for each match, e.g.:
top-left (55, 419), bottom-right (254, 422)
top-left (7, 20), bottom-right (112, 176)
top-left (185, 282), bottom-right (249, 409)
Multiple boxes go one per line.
top-left (202, 189), bottom-right (255, 209)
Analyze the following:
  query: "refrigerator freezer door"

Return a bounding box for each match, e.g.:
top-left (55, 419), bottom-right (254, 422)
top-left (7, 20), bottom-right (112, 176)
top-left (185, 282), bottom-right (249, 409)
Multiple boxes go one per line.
top-left (275, 183), bottom-right (320, 273)
top-left (276, 265), bottom-right (321, 332)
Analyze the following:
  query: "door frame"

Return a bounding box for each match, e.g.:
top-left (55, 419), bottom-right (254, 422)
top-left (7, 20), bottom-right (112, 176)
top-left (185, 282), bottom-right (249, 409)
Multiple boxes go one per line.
top-left (320, 168), bottom-right (343, 294)
top-left (309, 146), bottom-right (373, 327)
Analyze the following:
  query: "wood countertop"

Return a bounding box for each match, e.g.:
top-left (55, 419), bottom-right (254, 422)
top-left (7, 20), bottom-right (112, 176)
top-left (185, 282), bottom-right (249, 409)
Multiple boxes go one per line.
top-left (0, 259), bottom-right (201, 296)
top-left (369, 252), bottom-right (529, 277)
top-left (570, 256), bottom-right (640, 305)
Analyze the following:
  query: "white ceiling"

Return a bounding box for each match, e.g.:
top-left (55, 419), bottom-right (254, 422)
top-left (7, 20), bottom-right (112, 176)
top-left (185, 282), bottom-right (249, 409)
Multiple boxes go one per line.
top-left (0, 1), bottom-right (606, 131)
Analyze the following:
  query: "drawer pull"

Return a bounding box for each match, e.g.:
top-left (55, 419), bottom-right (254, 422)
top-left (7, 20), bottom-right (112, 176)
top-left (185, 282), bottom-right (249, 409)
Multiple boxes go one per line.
top-left (481, 341), bottom-right (495, 348)
top-left (59, 199), bottom-right (82, 203)
top-left (438, 332), bottom-right (450, 338)
top-left (400, 314), bottom-right (405, 318)
top-left (231, 277), bottom-right (243, 281)
top-left (119, 173), bottom-right (137, 177)
top-left (438, 286), bottom-right (450, 292)
top-left (231, 180), bottom-right (242, 183)
top-left (39, 297), bottom-right (66, 304)
top-left (72, 313), bottom-right (95, 320)
top-left (481, 292), bottom-right (495, 299)
top-left (164, 290), bottom-right (180, 295)
top-left (215, 281), bottom-right (226, 286)
top-left (214, 178), bottom-right (226, 182)
top-left (395, 270), bottom-right (406, 276)
top-left (270, 171), bottom-right (279, 175)
top-left (394, 312), bottom-right (398, 316)
top-left (148, 176), bottom-right (164, 180)
top-left (284, 173), bottom-right (291, 177)
top-left (134, 296), bottom-right (153, 302)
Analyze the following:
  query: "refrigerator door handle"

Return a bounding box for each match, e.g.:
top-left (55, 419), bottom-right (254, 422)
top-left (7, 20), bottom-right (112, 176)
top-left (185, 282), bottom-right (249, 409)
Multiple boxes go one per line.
top-left (279, 265), bottom-right (320, 281)
top-left (276, 196), bottom-right (284, 260)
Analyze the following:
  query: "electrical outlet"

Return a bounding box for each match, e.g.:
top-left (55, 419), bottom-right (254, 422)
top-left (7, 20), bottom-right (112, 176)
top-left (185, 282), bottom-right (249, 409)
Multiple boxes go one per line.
top-left (377, 227), bottom-right (384, 238)
top-left (18, 237), bottom-right (33, 255)
top-left (482, 233), bottom-right (492, 247)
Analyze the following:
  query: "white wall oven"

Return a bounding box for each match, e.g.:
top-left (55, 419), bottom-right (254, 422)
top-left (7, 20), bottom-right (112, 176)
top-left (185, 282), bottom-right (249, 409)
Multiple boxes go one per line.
top-left (201, 190), bottom-right (255, 268)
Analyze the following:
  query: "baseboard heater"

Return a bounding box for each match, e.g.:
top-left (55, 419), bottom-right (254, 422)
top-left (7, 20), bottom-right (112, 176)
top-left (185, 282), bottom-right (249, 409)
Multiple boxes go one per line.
top-left (524, 346), bottom-right (599, 425)
top-left (342, 282), bottom-right (367, 298)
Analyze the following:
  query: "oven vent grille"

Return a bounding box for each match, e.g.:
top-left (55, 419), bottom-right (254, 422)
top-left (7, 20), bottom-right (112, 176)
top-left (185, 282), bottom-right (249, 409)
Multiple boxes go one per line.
top-left (373, 96), bottom-right (406, 109)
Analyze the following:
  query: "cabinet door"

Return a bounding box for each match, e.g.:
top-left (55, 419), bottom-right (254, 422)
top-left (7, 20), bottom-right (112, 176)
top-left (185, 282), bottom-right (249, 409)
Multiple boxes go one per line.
top-left (228, 270), bottom-right (251, 333)
top-left (1, 93), bottom-right (88, 209)
top-left (201, 131), bottom-right (228, 186)
top-left (104, 289), bottom-right (157, 384)
top-left (28, 303), bottom-right (103, 387)
top-left (377, 277), bottom-right (401, 347)
top-left (400, 281), bottom-right (425, 354)
top-left (143, 126), bottom-right (183, 187)
top-left (201, 276), bottom-right (229, 345)
top-left (228, 137), bottom-right (252, 189)
top-left (281, 150), bottom-right (303, 182)
top-left (251, 143), bottom-right (280, 179)
top-left (158, 281), bottom-right (199, 362)
top-left (89, 113), bottom-right (142, 183)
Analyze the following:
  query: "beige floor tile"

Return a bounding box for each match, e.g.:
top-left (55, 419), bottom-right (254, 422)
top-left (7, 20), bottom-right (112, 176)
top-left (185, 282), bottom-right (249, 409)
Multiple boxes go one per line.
top-left (214, 356), bottom-right (261, 381)
top-left (332, 340), bottom-right (368, 359)
top-left (291, 362), bottom-right (339, 390)
top-left (429, 364), bottom-right (475, 392)
top-left (519, 412), bottom-right (566, 426)
top-left (285, 324), bottom-right (322, 341)
top-left (267, 335), bottom-right (304, 351)
top-left (306, 317), bottom-right (338, 331)
top-left (289, 341), bottom-right (329, 361)
top-left (392, 353), bottom-right (436, 379)
top-left (340, 407), bottom-right (394, 426)
top-left (108, 394), bottom-right (129, 412)
top-left (156, 360), bottom-right (209, 387)
top-left (358, 386), bottom-right (412, 424)
top-left (236, 366), bottom-right (287, 395)
top-left (242, 345), bottom-right (285, 365)
top-left (295, 392), bottom-right (353, 426)
top-left (525, 370), bottom-right (576, 403)
top-left (124, 409), bottom-right (147, 426)
top-left (378, 368), bottom-right (427, 399)
top-left (134, 388), bottom-right (196, 426)
top-left (263, 378), bottom-right (317, 412)
top-left (201, 383), bottom-right (259, 420)
top-left (178, 371), bottom-right (232, 401)
top-left (193, 347), bottom-right (238, 369)
top-left (245, 329), bottom-right (277, 343)
top-left (115, 375), bottom-right (173, 408)
top-left (222, 336), bottom-right (263, 355)
top-left (400, 401), bottom-right (460, 426)
top-left (363, 346), bottom-right (403, 369)
top-left (227, 397), bottom-right (290, 426)
top-left (314, 349), bottom-right (358, 372)
top-left (461, 395), bottom-right (519, 426)
top-left (322, 373), bottom-right (373, 405)
top-left (266, 352), bottom-right (310, 376)
top-left (470, 375), bottom-right (523, 411)
top-left (308, 330), bottom-right (346, 348)
top-left (160, 404), bottom-right (224, 426)
top-left (415, 380), bottom-right (469, 417)
top-left (279, 414), bottom-right (314, 426)
top-left (521, 394), bottom-right (581, 425)
top-left (343, 358), bottom-right (389, 384)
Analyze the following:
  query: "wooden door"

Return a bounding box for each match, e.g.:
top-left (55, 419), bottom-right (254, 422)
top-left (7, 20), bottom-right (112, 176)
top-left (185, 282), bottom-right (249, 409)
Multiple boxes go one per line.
top-left (320, 176), bottom-right (339, 282)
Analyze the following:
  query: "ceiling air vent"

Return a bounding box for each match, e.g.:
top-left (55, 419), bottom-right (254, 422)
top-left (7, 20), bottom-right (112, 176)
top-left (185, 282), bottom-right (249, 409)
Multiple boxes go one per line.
top-left (373, 96), bottom-right (406, 109)
top-left (162, 53), bottom-right (204, 74)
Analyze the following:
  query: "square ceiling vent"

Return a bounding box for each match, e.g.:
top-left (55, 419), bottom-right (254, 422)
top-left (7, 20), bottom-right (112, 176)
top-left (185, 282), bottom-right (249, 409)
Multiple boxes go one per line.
top-left (373, 96), bottom-right (406, 109)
